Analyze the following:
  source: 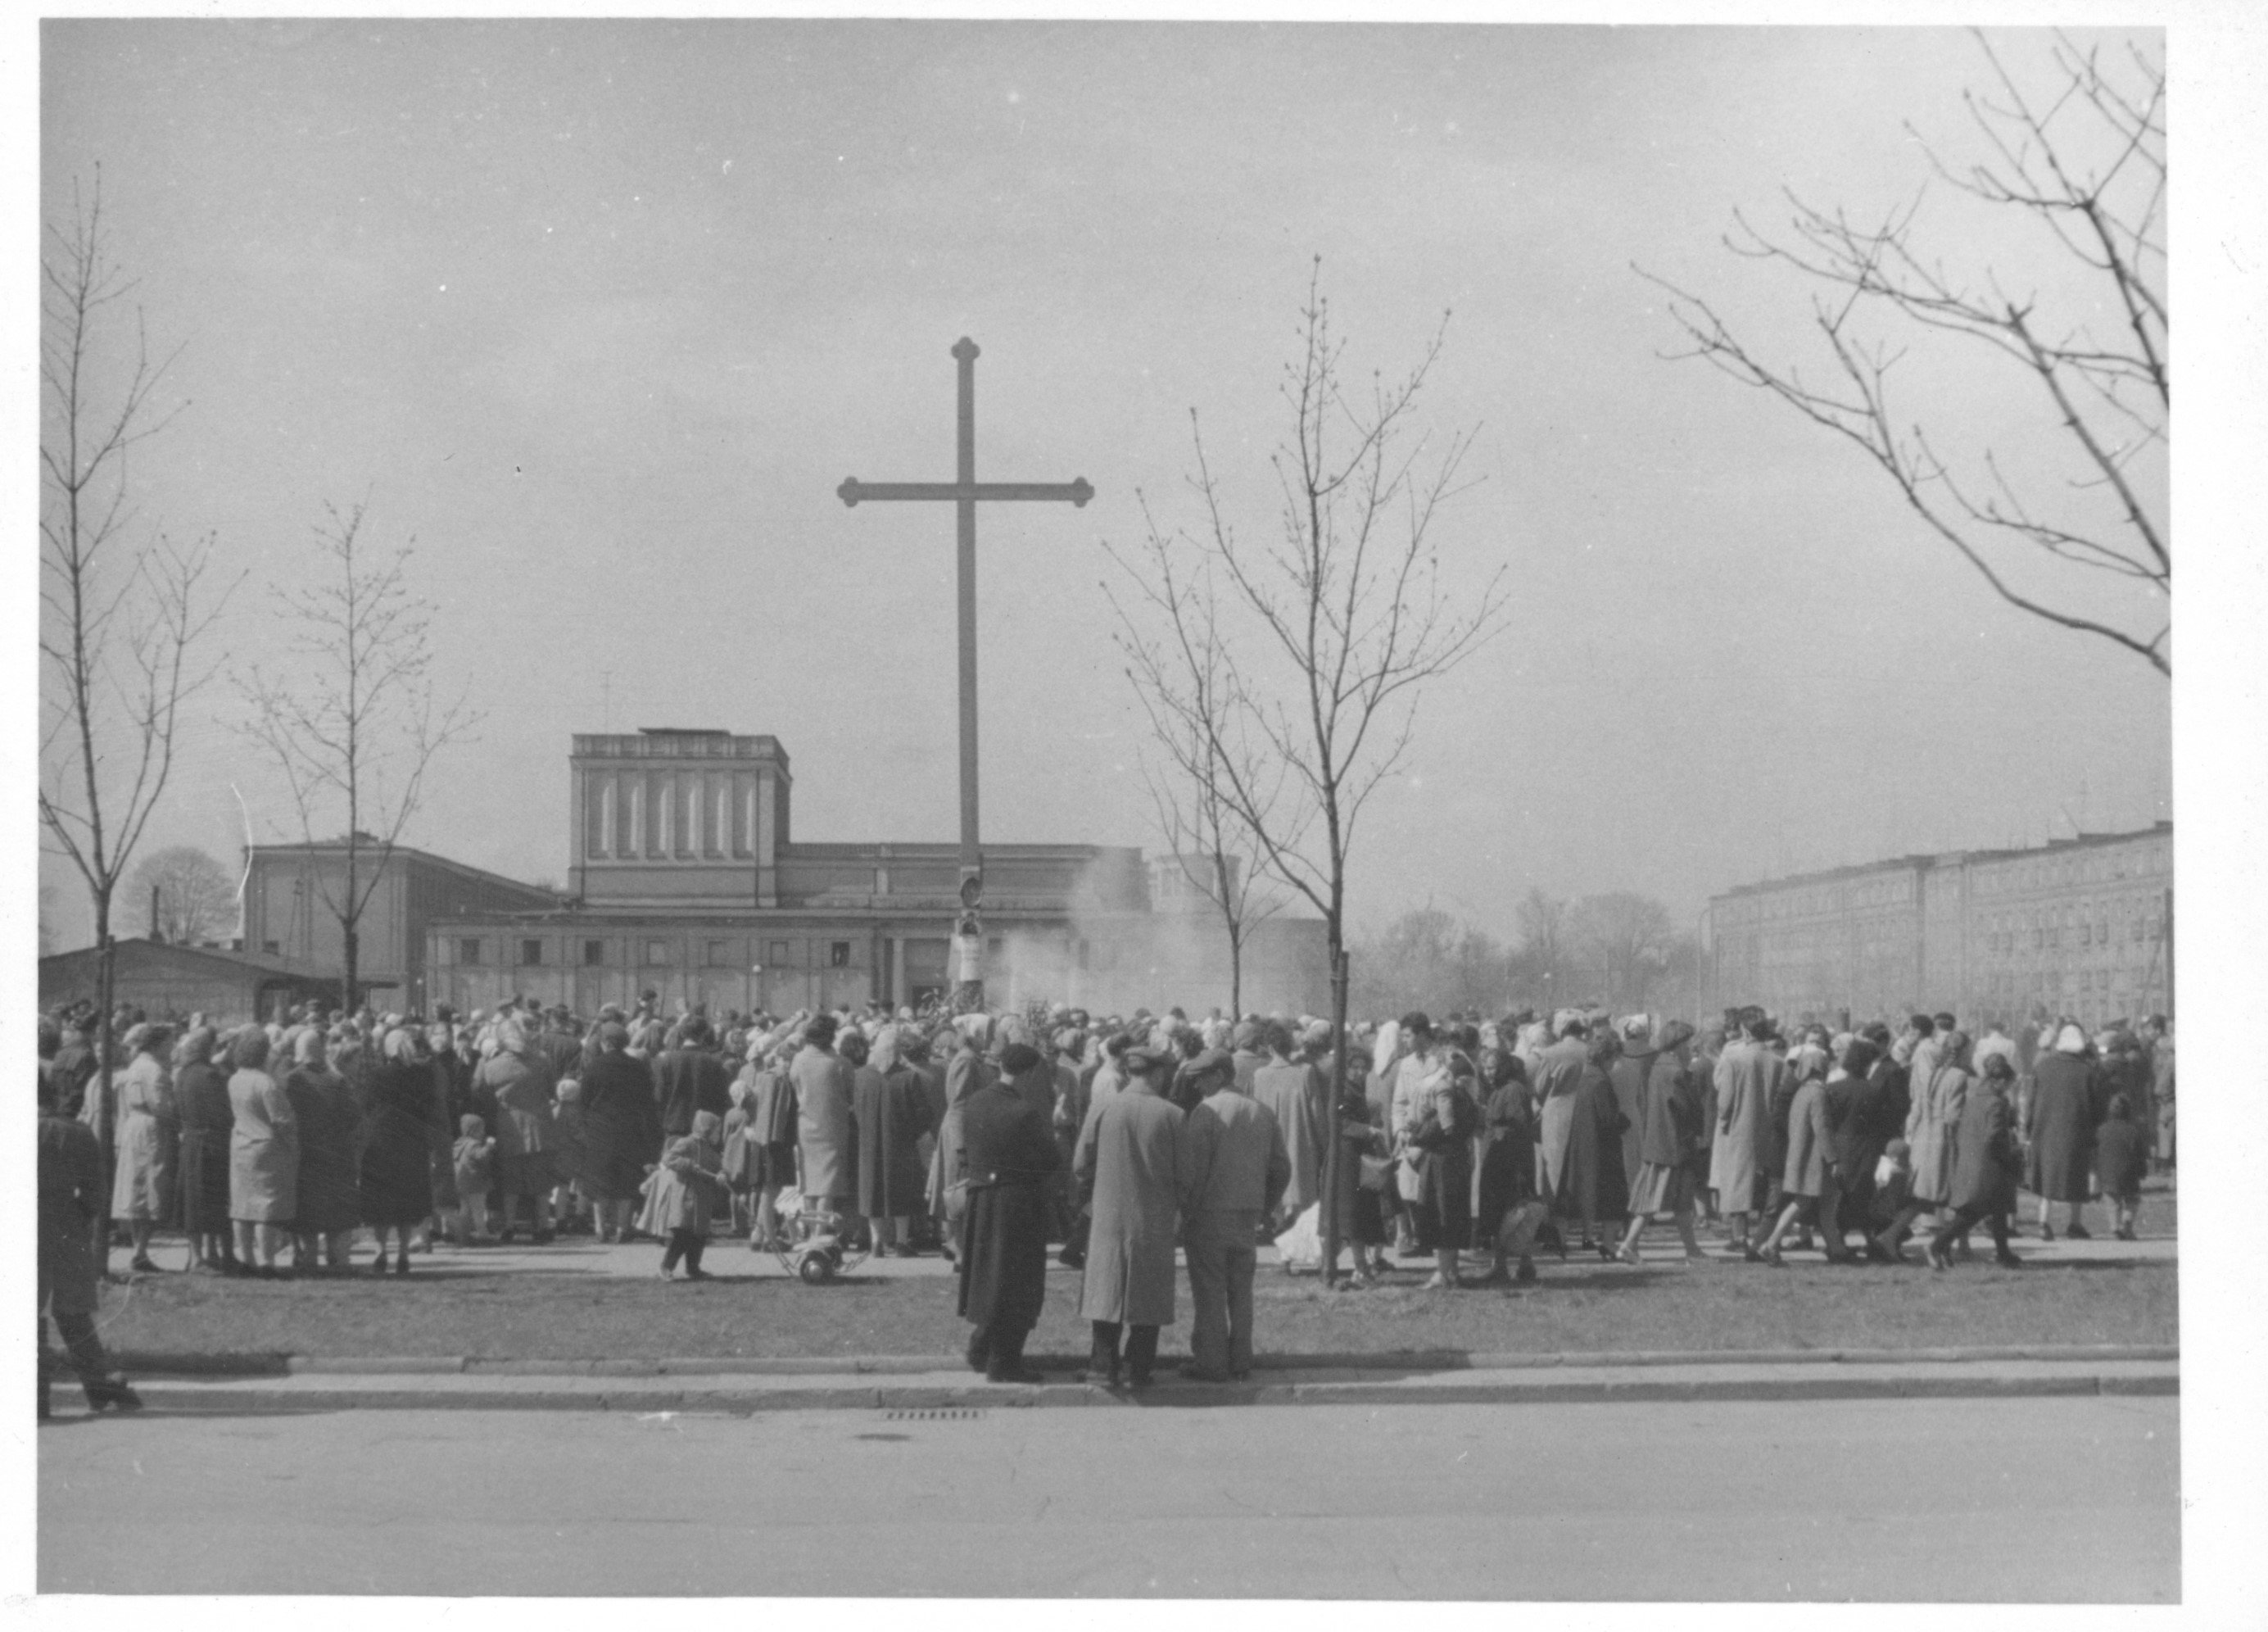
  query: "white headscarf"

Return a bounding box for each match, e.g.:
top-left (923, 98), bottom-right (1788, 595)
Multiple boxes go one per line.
top-left (2055, 1023), bottom-right (2088, 1054)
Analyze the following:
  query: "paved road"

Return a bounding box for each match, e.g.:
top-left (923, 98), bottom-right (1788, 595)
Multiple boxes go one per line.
top-left (40, 1395), bottom-right (2177, 1598)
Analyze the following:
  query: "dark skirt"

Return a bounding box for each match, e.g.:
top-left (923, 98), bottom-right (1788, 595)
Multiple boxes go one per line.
top-left (177, 1130), bottom-right (233, 1234)
top-left (1628, 1160), bottom-right (1695, 1217)
top-left (751, 1140), bottom-right (796, 1190)
top-left (500, 1150), bottom-right (555, 1198)
top-left (957, 1179), bottom-right (1049, 1334)
top-left (360, 1119), bottom-right (437, 1227)
top-left (1409, 1148), bottom-right (1474, 1252)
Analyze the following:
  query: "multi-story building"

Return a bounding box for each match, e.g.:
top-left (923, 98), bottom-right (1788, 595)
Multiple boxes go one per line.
top-left (1704, 822), bottom-right (2172, 1028)
top-left (424, 729), bottom-right (1330, 1018)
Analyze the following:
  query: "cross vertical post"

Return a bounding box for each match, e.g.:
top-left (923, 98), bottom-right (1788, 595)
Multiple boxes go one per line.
top-left (837, 338), bottom-right (1093, 1009)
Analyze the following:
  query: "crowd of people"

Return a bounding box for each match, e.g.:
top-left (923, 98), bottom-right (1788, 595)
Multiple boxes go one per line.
top-left (36, 989), bottom-right (2173, 1405)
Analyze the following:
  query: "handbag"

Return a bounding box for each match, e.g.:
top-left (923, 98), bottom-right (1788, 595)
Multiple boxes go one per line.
top-left (1358, 1154), bottom-right (1392, 1193)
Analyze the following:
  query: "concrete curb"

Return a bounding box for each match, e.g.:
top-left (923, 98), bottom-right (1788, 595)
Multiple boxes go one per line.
top-left (115, 1342), bottom-right (2179, 1380)
top-left (111, 1358), bottom-right (2178, 1416)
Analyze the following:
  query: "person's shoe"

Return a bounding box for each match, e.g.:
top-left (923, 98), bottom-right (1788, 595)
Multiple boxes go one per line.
top-left (1615, 1245), bottom-right (1643, 1267)
top-left (1127, 1368), bottom-right (1154, 1390)
top-left (1759, 1245), bottom-right (1786, 1268)
top-left (394, 1254), bottom-right (411, 1275)
top-left (656, 1267), bottom-right (675, 1281)
top-left (1514, 1259), bottom-right (1538, 1283)
top-left (1994, 1249), bottom-right (2025, 1268)
top-left (129, 1254), bottom-right (159, 1274)
top-left (1926, 1242), bottom-right (1954, 1271)
top-left (371, 1255), bottom-right (392, 1276)
top-left (1470, 1265), bottom-right (1511, 1286)
top-left (985, 1363), bottom-right (1046, 1385)
top-left (2037, 1225), bottom-right (2055, 1242)
top-left (1420, 1273), bottom-right (1462, 1290)
top-left (2116, 1224), bottom-right (2138, 1242)
top-left (532, 1229), bottom-right (556, 1246)
top-left (84, 1377), bottom-right (143, 1413)
top-left (1056, 1246), bottom-right (1085, 1269)
top-left (2066, 1223), bottom-right (2093, 1240)
top-left (1865, 1236), bottom-right (1901, 1265)
top-left (1177, 1362), bottom-right (1230, 1384)
top-left (1741, 1244), bottom-right (1766, 1263)
top-left (189, 1259), bottom-right (224, 1276)
top-left (682, 1267), bottom-right (713, 1282)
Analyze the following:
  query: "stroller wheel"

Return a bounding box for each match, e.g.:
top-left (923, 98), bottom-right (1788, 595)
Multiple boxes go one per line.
top-left (798, 1251), bottom-right (835, 1285)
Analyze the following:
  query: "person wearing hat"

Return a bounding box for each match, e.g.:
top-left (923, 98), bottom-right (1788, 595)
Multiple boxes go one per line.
top-left (109, 1024), bottom-right (179, 1275)
top-left (1709, 1007), bottom-right (1784, 1262)
top-left (1173, 1046), bottom-right (1290, 1382)
top-left (793, 1015), bottom-right (858, 1231)
top-left (1072, 1044), bottom-right (1187, 1389)
top-left (1608, 1017), bottom-right (1658, 1188)
top-left (956, 1035), bottom-right (1062, 1384)
top-left (1252, 1023), bottom-right (1329, 1258)
top-left (1228, 1021), bottom-right (1270, 1098)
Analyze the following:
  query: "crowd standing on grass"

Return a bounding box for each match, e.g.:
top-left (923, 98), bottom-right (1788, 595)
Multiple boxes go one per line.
top-left (35, 988), bottom-right (2174, 1401)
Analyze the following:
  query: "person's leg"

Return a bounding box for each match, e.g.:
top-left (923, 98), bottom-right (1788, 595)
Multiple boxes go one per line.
top-left (1721, 1209), bottom-right (1751, 1257)
top-left (1673, 1207), bottom-right (1704, 1261)
top-left (54, 1308), bottom-right (138, 1411)
top-left (659, 1231), bottom-right (686, 1275)
top-left (1875, 1202), bottom-right (1929, 1258)
top-left (1818, 1179), bottom-right (1850, 1262)
top-left (1617, 1211), bottom-right (1648, 1264)
top-left (1226, 1241), bottom-right (1258, 1377)
top-left (1755, 1200), bottom-right (1802, 1261)
top-left (128, 1218), bottom-right (156, 1268)
top-left (1184, 1223), bottom-right (1230, 1378)
top-left (1086, 1320), bottom-right (1122, 1384)
top-left (755, 1183), bottom-right (782, 1246)
top-left (682, 1230), bottom-right (707, 1277)
top-left (1928, 1205), bottom-right (1983, 1267)
top-left (1125, 1324), bottom-right (1160, 1386)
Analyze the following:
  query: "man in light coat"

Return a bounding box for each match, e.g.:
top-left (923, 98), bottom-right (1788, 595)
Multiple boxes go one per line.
top-left (1251, 1023), bottom-right (1329, 1240)
top-left (1175, 1048), bottom-right (1291, 1383)
top-left (1710, 1007), bottom-right (1784, 1261)
top-left (1072, 1045), bottom-right (1186, 1389)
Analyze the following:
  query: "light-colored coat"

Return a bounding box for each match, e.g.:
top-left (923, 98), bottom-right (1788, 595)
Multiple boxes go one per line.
top-left (1176, 1087), bottom-right (1291, 1233)
top-left (1074, 1084), bottom-right (1185, 1326)
top-left (1531, 1037), bottom-right (1590, 1199)
top-left (1781, 1076), bottom-right (1832, 1199)
top-left (792, 1044), bottom-right (856, 1202)
top-left (1711, 1039), bottom-right (1783, 1213)
top-left (1251, 1056), bottom-right (1328, 1213)
top-left (227, 1068), bottom-right (299, 1222)
top-left (1906, 1063), bottom-right (1970, 1206)
top-left (109, 1052), bottom-right (178, 1222)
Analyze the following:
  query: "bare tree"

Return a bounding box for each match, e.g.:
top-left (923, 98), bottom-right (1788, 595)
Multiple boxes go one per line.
top-left (238, 499), bottom-right (479, 1012)
top-left (1111, 262), bottom-right (1510, 1281)
top-left (1352, 906), bottom-right (1510, 1020)
top-left (1570, 891), bottom-right (1677, 1013)
top-left (1106, 497), bottom-right (1288, 1018)
top-left (1641, 32), bottom-right (2166, 674)
top-left (128, 845), bottom-right (237, 945)
top-left (1510, 886), bottom-right (1573, 1009)
top-left (40, 171), bottom-right (231, 1258)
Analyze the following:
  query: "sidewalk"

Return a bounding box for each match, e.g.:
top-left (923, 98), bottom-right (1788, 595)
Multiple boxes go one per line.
top-left (60, 1349), bottom-right (2176, 1417)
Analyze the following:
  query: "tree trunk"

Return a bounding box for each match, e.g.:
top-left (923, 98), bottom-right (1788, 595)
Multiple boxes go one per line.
top-left (1321, 940), bottom-right (1347, 1290)
top-left (1227, 922), bottom-right (1243, 1018)
top-left (344, 923), bottom-right (360, 1018)
top-left (93, 893), bottom-right (116, 1269)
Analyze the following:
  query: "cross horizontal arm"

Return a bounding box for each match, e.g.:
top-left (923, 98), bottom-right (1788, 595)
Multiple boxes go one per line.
top-left (837, 477), bottom-right (1094, 508)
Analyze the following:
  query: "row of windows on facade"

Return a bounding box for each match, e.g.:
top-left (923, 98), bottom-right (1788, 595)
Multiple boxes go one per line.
top-left (583, 774), bottom-right (767, 862)
top-left (461, 936), bottom-right (860, 970)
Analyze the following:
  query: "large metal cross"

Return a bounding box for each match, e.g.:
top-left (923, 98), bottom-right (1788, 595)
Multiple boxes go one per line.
top-left (837, 337), bottom-right (1092, 1004)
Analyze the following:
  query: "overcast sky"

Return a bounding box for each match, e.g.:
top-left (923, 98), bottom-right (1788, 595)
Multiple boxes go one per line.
top-left (38, 19), bottom-right (2175, 948)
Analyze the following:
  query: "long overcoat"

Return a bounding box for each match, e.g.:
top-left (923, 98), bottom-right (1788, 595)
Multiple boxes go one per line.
top-left (1781, 1077), bottom-right (1832, 1199)
top-left (1073, 1083), bottom-right (1185, 1325)
top-left (1531, 1038), bottom-right (1590, 1199)
top-left (2025, 1051), bottom-right (2099, 1201)
top-left (174, 1057), bottom-right (234, 1235)
top-left (928, 1049), bottom-right (996, 1220)
top-left (1948, 1082), bottom-right (2020, 1214)
top-left (1555, 1066), bottom-right (1632, 1225)
top-left (109, 1051), bottom-right (178, 1224)
top-left (1711, 1040), bottom-right (1783, 1213)
top-left (228, 1068), bottom-right (300, 1223)
top-left (1474, 1081), bottom-right (1539, 1235)
top-left (1608, 1045), bottom-right (1658, 1182)
top-left (854, 1062), bottom-right (935, 1217)
top-left (1252, 1056), bottom-right (1328, 1213)
top-left (39, 1111), bottom-right (105, 1317)
top-left (285, 1065), bottom-right (364, 1235)
top-left (793, 1044), bottom-right (858, 1204)
top-left (577, 1049), bottom-right (662, 1203)
top-left (654, 1047), bottom-right (733, 1140)
top-left (360, 1059), bottom-right (439, 1226)
top-left (1639, 1053), bottom-right (1704, 1172)
top-left (956, 1079), bottom-right (1062, 1334)
top-left (1906, 1063), bottom-right (1970, 1207)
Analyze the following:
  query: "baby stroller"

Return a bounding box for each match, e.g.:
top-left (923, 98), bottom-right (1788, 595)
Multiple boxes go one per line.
top-left (769, 1199), bottom-right (871, 1285)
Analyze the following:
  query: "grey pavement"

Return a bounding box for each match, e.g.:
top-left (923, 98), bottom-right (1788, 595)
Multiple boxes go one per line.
top-left (38, 1394), bottom-right (2180, 1598)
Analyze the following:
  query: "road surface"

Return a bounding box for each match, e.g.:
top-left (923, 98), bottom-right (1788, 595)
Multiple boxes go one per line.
top-left (39, 1394), bottom-right (2177, 1599)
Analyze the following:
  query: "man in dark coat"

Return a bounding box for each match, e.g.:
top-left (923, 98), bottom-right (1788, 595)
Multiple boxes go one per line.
top-left (654, 1017), bottom-right (734, 1145)
top-left (577, 1023), bottom-right (661, 1240)
top-left (39, 1070), bottom-right (141, 1418)
top-left (851, 1031), bottom-right (934, 1257)
top-left (1830, 1027), bottom-right (1904, 1258)
top-left (956, 1064), bottom-right (1062, 1383)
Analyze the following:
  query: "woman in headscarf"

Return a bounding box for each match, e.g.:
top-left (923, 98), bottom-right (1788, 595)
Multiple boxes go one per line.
top-left (227, 1029), bottom-right (298, 1276)
top-left (1397, 1018), bottom-right (1479, 1290)
top-left (479, 1014), bottom-right (561, 1244)
top-left (573, 1021), bottom-right (659, 1243)
top-left (173, 1027), bottom-right (238, 1275)
top-left (2025, 1023), bottom-right (2102, 1240)
top-left (853, 1026), bottom-right (935, 1258)
top-left (1473, 1051), bottom-right (1546, 1285)
top-left (109, 1023), bottom-right (179, 1274)
top-left (360, 1027), bottom-right (439, 1274)
top-left (1757, 1038), bottom-right (1874, 1266)
top-left (1926, 1052), bottom-right (2025, 1269)
top-left (283, 1028), bottom-right (363, 1271)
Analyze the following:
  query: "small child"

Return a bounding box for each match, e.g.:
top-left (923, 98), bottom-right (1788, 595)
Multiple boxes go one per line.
top-left (637, 1109), bottom-right (729, 1281)
top-left (2094, 1094), bottom-right (2148, 1241)
top-left (452, 1114), bottom-right (496, 1244)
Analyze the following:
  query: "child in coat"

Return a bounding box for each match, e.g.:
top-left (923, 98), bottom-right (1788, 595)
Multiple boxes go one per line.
top-left (452, 1114), bottom-right (496, 1244)
top-left (2094, 1094), bottom-right (2148, 1241)
top-left (638, 1109), bottom-right (730, 1280)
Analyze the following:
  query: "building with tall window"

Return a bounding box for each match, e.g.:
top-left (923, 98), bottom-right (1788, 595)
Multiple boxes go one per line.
top-left (423, 729), bottom-right (1329, 1018)
top-left (1704, 822), bottom-right (2172, 1027)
